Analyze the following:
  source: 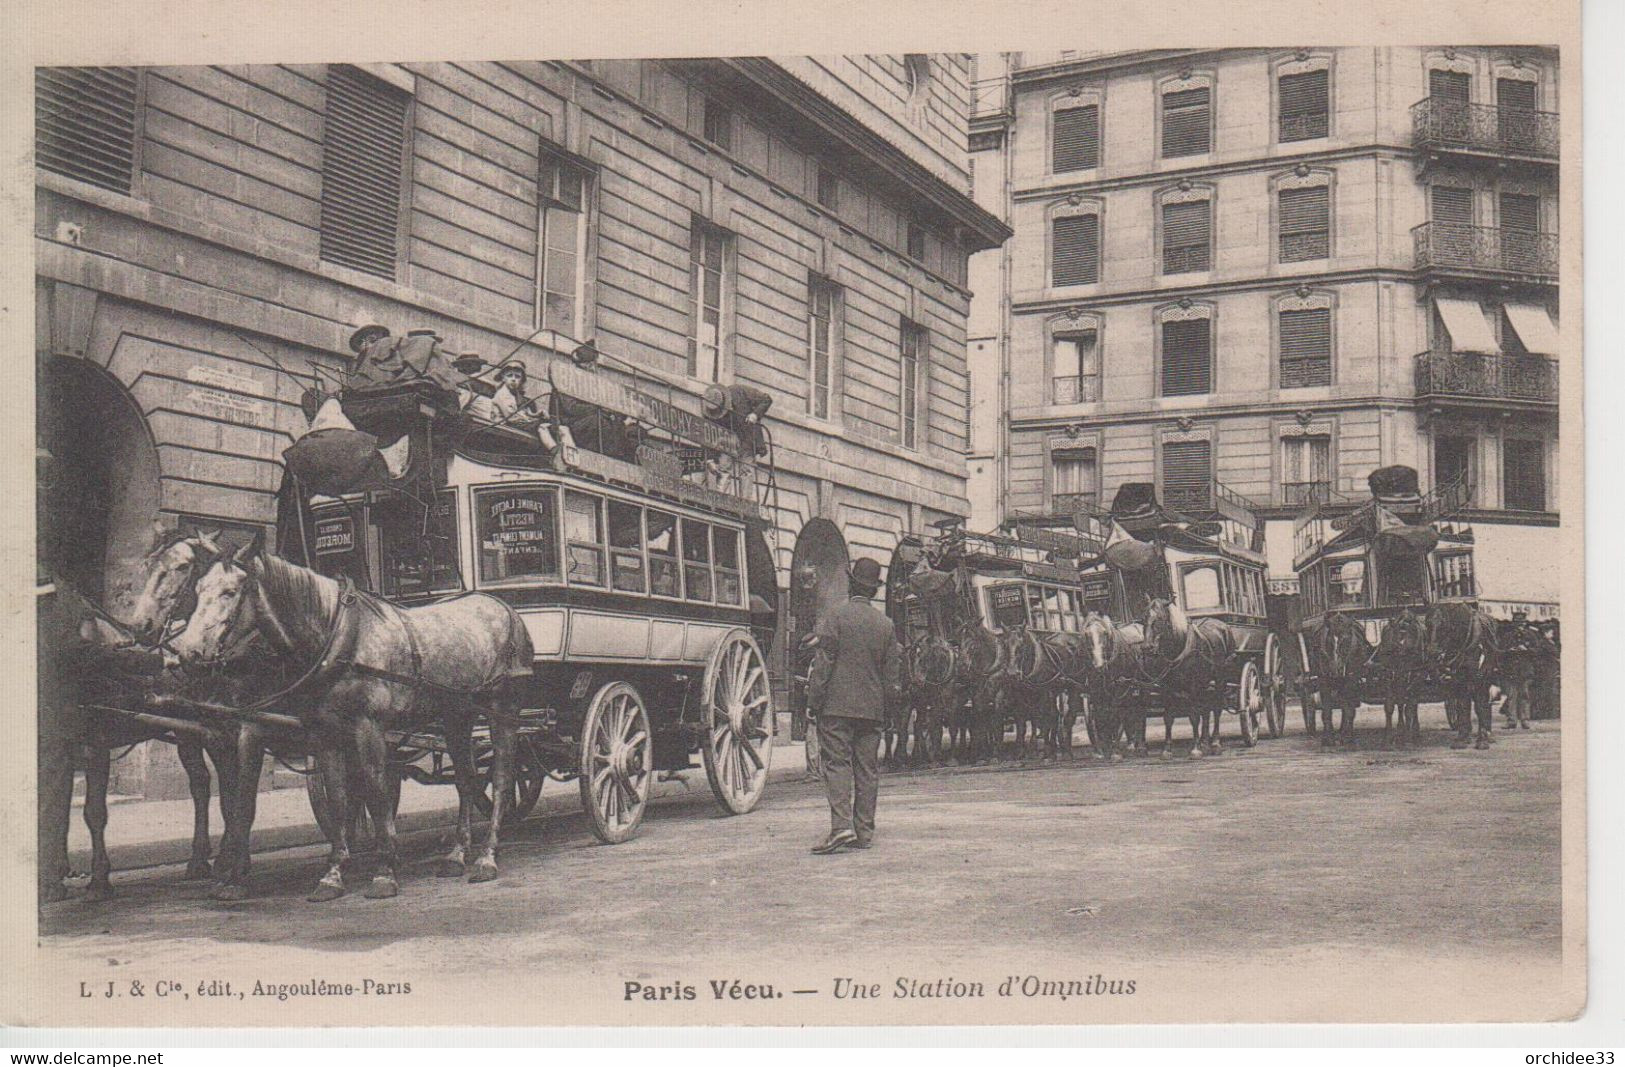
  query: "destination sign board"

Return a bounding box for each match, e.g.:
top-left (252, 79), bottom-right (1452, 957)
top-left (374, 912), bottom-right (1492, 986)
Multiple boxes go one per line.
top-left (550, 361), bottom-right (738, 456)
top-left (313, 512), bottom-right (356, 555)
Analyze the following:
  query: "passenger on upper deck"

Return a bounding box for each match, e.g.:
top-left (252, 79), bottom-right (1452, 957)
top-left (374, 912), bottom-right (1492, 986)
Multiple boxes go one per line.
top-left (490, 360), bottom-right (541, 428)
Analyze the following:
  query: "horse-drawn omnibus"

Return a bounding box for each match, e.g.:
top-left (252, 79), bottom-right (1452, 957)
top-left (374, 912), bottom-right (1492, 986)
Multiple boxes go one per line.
top-left (279, 333), bottom-right (782, 845)
top-left (1079, 482), bottom-right (1288, 752)
top-left (1289, 466), bottom-right (1481, 743)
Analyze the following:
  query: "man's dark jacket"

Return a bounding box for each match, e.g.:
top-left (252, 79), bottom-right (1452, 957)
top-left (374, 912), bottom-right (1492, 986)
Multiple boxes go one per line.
top-left (807, 596), bottom-right (902, 722)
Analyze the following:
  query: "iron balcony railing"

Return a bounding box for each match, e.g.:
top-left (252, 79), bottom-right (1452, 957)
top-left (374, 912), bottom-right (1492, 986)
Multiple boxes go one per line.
top-left (1411, 97), bottom-right (1559, 160)
top-left (1052, 376), bottom-right (1101, 404)
top-left (1415, 351), bottom-right (1558, 404)
top-left (1412, 222), bottom-right (1558, 278)
top-left (1281, 481), bottom-right (1333, 507)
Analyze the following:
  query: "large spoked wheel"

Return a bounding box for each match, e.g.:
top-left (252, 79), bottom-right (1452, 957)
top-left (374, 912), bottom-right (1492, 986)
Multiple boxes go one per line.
top-left (579, 681), bottom-right (653, 844)
top-left (473, 734), bottom-right (546, 822)
top-left (1237, 660), bottom-right (1261, 748)
top-left (1263, 634), bottom-right (1287, 740)
top-left (702, 629), bottom-right (774, 815)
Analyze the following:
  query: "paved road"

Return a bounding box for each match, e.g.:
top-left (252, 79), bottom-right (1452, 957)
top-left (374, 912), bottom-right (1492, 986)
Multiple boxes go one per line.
top-left (34, 705), bottom-right (1568, 1026)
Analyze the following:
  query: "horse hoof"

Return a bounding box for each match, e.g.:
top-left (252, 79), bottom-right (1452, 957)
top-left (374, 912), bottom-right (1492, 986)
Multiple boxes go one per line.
top-left (1109, 752), bottom-right (1124, 763)
top-left (82, 883), bottom-right (114, 904)
top-left (364, 876), bottom-right (399, 899)
top-left (434, 859), bottom-right (466, 878)
top-left (468, 861), bottom-right (498, 884)
top-left (1450, 738), bottom-right (1471, 750)
top-left (184, 860), bottom-right (214, 881)
top-left (1188, 748), bottom-right (1204, 760)
top-left (307, 881), bottom-right (346, 903)
top-left (1521, 723), bottom-right (1531, 731)
top-left (211, 882), bottom-right (249, 902)
top-left (39, 884), bottom-right (70, 905)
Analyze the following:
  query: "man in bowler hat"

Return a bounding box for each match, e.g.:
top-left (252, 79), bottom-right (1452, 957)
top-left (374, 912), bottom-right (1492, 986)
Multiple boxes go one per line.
top-left (806, 556), bottom-right (901, 853)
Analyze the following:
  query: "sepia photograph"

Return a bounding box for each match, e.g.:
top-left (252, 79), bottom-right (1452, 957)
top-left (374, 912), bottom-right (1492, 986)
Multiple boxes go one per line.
top-left (3, 0), bottom-right (1592, 1034)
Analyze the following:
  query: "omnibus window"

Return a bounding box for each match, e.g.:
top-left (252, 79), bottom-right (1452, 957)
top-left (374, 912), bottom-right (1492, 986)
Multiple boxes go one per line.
top-left (1025, 584), bottom-right (1047, 630)
top-left (1329, 559), bottom-right (1366, 607)
top-left (1432, 551), bottom-right (1475, 600)
top-left (1379, 554), bottom-right (1427, 606)
top-left (378, 490), bottom-right (461, 598)
top-left (1182, 564), bottom-right (1222, 611)
top-left (607, 499), bottom-right (645, 594)
top-left (714, 525), bottom-right (743, 606)
top-left (475, 487), bottom-right (560, 583)
top-left (1059, 588), bottom-right (1080, 632)
top-left (682, 518), bottom-right (713, 602)
top-left (988, 583), bottom-right (1030, 630)
top-left (646, 509), bottom-right (681, 597)
top-left (564, 491), bottom-right (606, 587)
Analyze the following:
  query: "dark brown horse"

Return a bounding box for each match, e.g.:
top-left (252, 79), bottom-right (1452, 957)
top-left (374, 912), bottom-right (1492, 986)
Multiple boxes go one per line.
top-left (171, 540), bottom-right (534, 901)
top-left (1143, 598), bottom-right (1236, 758)
top-left (1425, 602), bottom-right (1501, 750)
top-left (1372, 609), bottom-right (1427, 745)
top-left (37, 528), bottom-right (234, 904)
top-left (1299, 611), bottom-right (1374, 748)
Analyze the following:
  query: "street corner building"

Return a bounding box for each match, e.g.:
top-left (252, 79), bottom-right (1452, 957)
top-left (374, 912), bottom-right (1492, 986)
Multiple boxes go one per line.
top-left (34, 57), bottom-right (1010, 797)
top-left (964, 48), bottom-right (1561, 628)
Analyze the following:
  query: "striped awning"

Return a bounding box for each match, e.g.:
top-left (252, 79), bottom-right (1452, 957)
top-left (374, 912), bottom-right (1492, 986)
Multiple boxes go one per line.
top-left (1504, 303), bottom-right (1561, 356)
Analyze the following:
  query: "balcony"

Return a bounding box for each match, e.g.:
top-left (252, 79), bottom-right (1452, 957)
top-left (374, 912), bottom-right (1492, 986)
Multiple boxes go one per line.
top-left (1414, 351), bottom-right (1558, 407)
top-left (1052, 376), bottom-right (1101, 405)
top-left (1052, 492), bottom-right (1099, 515)
top-left (1281, 481), bottom-right (1334, 507)
top-left (1411, 98), bottom-right (1558, 163)
top-left (1412, 222), bottom-right (1557, 282)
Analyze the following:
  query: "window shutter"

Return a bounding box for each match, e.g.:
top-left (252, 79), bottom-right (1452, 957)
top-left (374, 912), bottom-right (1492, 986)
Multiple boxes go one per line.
top-left (1162, 200), bottom-right (1211, 273)
top-left (1502, 439), bottom-right (1546, 511)
top-left (35, 67), bottom-right (138, 195)
top-left (1430, 69), bottom-right (1471, 104)
top-left (1053, 104), bottom-right (1100, 172)
top-left (1434, 434), bottom-right (1475, 501)
top-left (1161, 318), bottom-right (1212, 396)
top-left (1278, 186), bottom-right (1330, 261)
top-left (1431, 185), bottom-right (1473, 225)
top-left (1279, 307), bottom-right (1332, 388)
top-left (319, 66), bottom-right (411, 279)
top-left (1499, 192), bottom-right (1539, 232)
top-left (1278, 70), bottom-right (1329, 141)
top-left (1052, 449), bottom-right (1097, 497)
top-left (1496, 78), bottom-right (1537, 111)
top-left (1052, 214), bottom-right (1100, 286)
top-left (1162, 87), bottom-right (1211, 157)
top-left (1162, 440), bottom-right (1213, 507)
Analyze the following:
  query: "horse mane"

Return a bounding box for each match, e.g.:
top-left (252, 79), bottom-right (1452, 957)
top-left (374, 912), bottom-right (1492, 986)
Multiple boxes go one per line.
top-left (146, 526), bottom-right (196, 558)
top-left (253, 552), bottom-right (338, 626)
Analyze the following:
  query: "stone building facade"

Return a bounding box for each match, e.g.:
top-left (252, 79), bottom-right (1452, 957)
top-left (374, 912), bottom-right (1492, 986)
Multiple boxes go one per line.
top-left (35, 57), bottom-right (1006, 794)
top-left (967, 47), bottom-right (1561, 617)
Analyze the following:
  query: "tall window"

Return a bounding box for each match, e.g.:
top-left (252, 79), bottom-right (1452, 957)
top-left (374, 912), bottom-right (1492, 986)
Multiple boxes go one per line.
top-left (1162, 199), bottom-right (1211, 274)
top-left (1279, 186), bottom-right (1330, 261)
top-left (1051, 448), bottom-right (1098, 512)
top-left (703, 98), bottom-right (732, 150)
top-left (1281, 436), bottom-right (1331, 505)
top-left (1052, 212), bottom-right (1100, 286)
top-left (1279, 307), bottom-right (1332, 388)
top-left (1161, 317), bottom-right (1212, 397)
top-left (808, 276), bottom-right (841, 419)
top-left (1162, 439), bottom-right (1213, 511)
top-left (537, 150), bottom-right (590, 336)
top-left (1052, 329), bottom-right (1100, 404)
top-left (1434, 433), bottom-right (1476, 505)
top-left (319, 65), bottom-right (412, 279)
top-left (816, 167), bottom-right (839, 210)
top-left (900, 320), bottom-right (928, 450)
top-left (1431, 185), bottom-right (1474, 225)
top-left (689, 220), bottom-right (729, 381)
top-left (1278, 69), bottom-right (1329, 142)
top-left (907, 222), bottom-right (926, 261)
top-left (1430, 68), bottom-right (1471, 104)
top-left (35, 67), bottom-right (139, 195)
top-left (1503, 438), bottom-right (1547, 511)
top-left (1053, 102), bottom-right (1100, 172)
top-left (1162, 85), bottom-right (1211, 157)
top-left (1496, 76), bottom-right (1539, 152)
top-left (1499, 191), bottom-right (1542, 272)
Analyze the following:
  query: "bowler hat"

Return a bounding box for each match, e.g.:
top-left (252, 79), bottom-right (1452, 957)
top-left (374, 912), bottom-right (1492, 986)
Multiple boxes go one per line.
top-left (497, 359), bottom-right (527, 380)
top-left (348, 324), bottom-right (392, 354)
top-left (849, 557), bottom-right (883, 592)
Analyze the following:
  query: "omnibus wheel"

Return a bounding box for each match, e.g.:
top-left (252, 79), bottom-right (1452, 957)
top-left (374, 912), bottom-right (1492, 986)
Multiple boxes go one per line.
top-left (579, 681), bottom-right (653, 844)
top-left (1263, 634), bottom-right (1287, 739)
top-left (702, 629), bottom-right (774, 815)
top-left (1237, 660), bottom-right (1261, 747)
